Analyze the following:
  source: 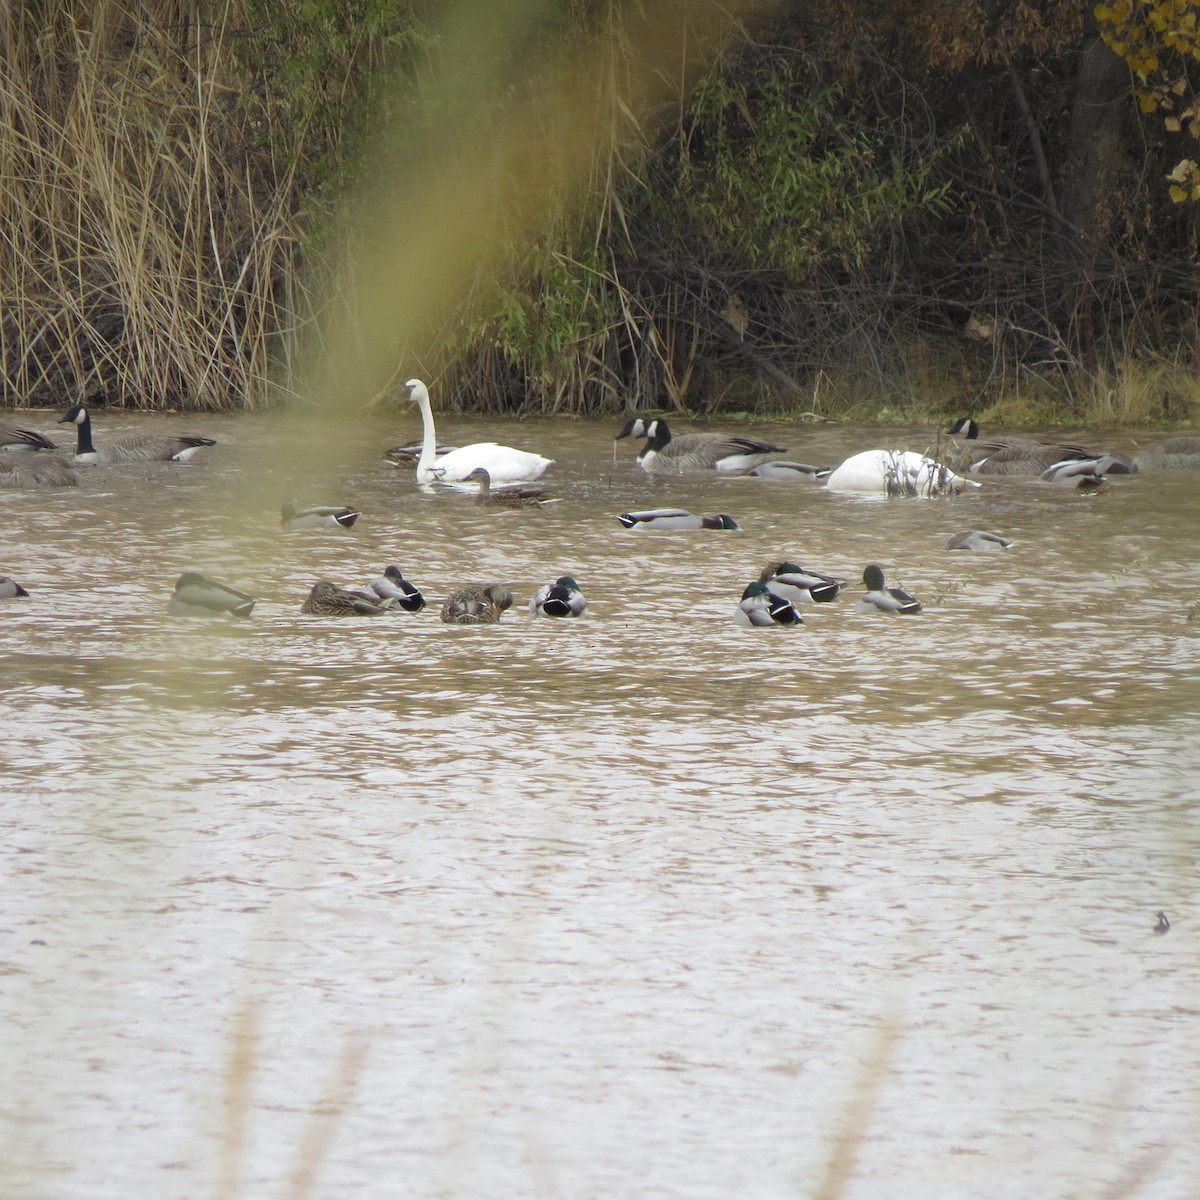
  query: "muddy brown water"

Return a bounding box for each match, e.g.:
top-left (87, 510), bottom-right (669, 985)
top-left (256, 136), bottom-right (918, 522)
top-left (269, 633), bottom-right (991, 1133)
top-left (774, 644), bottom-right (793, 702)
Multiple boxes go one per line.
top-left (2, 408), bottom-right (1197, 1198)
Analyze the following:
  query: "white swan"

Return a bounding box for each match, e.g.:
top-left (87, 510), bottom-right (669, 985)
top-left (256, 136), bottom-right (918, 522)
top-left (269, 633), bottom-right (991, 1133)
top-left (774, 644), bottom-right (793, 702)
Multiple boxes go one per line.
top-left (403, 379), bottom-right (554, 484)
top-left (824, 449), bottom-right (979, 496)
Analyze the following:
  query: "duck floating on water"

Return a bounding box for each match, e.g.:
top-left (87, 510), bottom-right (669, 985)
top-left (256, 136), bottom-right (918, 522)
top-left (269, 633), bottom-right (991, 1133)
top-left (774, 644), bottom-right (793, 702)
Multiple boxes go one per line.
top-left (168, 572), bottom-right (255, 618)
top-left (758, 560), bottom-right (842, 604)
top-left (365, 566), bottom-right (426, 612)
top-left (617, 508), bottom-right (739, 531)
top-left (945, 530), bottom-right (1014, 551)
top-left (281, 503), bottom-right (361, 530)
top-left (734, 581), bottom-right (803, 627)
top-left (0, 575), bottom-right (30, 599)
top-left (529, 576), bottom-right (586, 618)
top-left (856, 564), bottom-right (923, 614)
top-left (403, 379), bottom-right (553, 484)
top-left (440, 584), bottom-right (514, 625)
top-left (301, 581), bottom-right (388, 616)
top-left (465, 466), bottom-right (558, 508)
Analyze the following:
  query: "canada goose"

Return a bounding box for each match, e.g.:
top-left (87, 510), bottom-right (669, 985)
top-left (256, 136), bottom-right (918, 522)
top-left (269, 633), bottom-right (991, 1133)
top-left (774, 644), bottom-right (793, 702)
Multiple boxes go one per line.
top-left (946, 417), bottom-right (1101, 475)
top-left (824, 449), bottom-right (979, 495)
top-left (734, 581), bottom-right (803, 627)
top-left (403, 379), bottom-right (553, 484)
top-left (617, 508), bottom-right (740, 531)
top-left (758, 561), bottom-right (842, 603)
top-left (281, 503), bottom-right (361, 530)
top-left (635, 419), bottom-right (788, 473)
top-left (0, 575), bottom-right (30, 598)
top-left (0, 423), bottom-right (57, 452)
top-left (168, 573), bottom-right (255, 617)
top-left (465, 466), bottom-right (558, 507)
top-left (365, 565), bottom-right (426, 612)
top-left (946, 530), bottom-right (1014, 551)
top-left (58, 404), bottom-right (217, 463)
top-left (0, 455), bottom-right (79, 488)
top-left (529, 576), bottom-right (586, 617)
top-left (440, 584), bottom-right (513, 624)
top-left (1135, 436), bottom-right (1200, 471)
top-left (856, 564), bottom-right (923, 614)
top-left (300, 581), bottom-right (389, 616)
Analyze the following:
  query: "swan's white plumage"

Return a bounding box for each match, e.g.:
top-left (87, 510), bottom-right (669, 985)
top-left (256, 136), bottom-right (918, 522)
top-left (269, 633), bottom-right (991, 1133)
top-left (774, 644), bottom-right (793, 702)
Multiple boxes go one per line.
top-left (824, 449), bottom-right (979, 495)
top-left (404, 379), bottom-right (553, 484)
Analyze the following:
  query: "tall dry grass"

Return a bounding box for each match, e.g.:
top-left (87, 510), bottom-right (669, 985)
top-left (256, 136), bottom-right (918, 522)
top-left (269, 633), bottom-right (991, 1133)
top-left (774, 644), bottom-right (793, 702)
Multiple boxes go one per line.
top-left (0, 0), bottom-right (304, 410)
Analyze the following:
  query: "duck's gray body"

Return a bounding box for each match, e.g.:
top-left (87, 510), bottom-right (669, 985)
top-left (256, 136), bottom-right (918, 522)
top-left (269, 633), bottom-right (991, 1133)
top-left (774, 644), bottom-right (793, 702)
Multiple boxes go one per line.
top-left (617, 508), bottom-right (739, 531)
top-left (946, 530), bottom-right (1014, 551)
top-left (0, 454), bottom-right (79, 488)
top-left (735, 460), bottom-right (831, 481)
top-left (529, 576), bottom-right (586, 617)
top-left (168, 572), bottom-right (255, 617)
top-left (59, 404), bottom-right (216, 463)
top-left (366, 565), bottom-right (426, 611)
top-left (301, 581), bottom-right (388, 615)
top-left (440, 584), bottom-right (513, 625)
top-left (856, 564), bottom-right (923, 614)
top-left (281, 503), bottom-right (361, 530)
top-left (758, 560), bottom-right (842, 603)
top-left (735, 581), bottom-right (803, 627)
top-left (0, 575), bottom-right (30, 598)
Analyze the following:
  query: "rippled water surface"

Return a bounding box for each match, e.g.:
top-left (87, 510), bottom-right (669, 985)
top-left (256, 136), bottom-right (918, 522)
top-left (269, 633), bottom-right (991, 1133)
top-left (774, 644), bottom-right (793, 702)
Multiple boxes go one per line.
top-left (3, 408), bottom-right (1198, 1199)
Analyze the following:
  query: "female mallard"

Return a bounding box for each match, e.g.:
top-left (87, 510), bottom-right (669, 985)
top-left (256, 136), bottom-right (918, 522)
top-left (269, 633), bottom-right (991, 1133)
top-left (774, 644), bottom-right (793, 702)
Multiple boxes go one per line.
top-left (168, 572), bottom-right (255, 617)
top-left (856, 564), bottom-right (923, 614)
top-left (734, 581), bottom-right (803, 627)
top-left (0, 575), bottom-right (30, 599)
top-left (440, 584), bottom-right (513, 625)
top-left (0, 454), bottom-right (78, 488)
top-left (281, 502), bottom-right (361, 530)
top-left (465, 467), bottom-right (557, 508)
top-left (946, 530), bottom-right (1014, 551)
top-left (758, 561), bottom-right (842, 604)
top-left (824, 449), bottom-right (979, 496)
top-left (529, 576), bottom-right (586, 618)
top-left (404, 379), bottom-right (553, 484)
top-left (58, 404), bottom-right (216, 463)
top-left (301, 581), bottom-right (388, 616)
top-left (634, 419), bottom-right (788, 474)
top-left (366, 565), bottom-right (426, 612)
top-left (617, 508), bottom-right (739, 531)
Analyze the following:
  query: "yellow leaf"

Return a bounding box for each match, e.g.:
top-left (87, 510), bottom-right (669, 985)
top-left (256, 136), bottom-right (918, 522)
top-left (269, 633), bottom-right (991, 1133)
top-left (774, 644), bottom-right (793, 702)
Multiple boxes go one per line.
top-left (1166, 115), bottom-right (1183, 130)
top-left (1169, 184), bottom-right (1187, 202)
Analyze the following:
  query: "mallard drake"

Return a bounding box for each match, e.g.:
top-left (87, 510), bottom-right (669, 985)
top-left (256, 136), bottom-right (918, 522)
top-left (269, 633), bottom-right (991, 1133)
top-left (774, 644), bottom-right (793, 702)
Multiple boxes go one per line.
top-left (440, 584), bottom-right (513, 624)
top-left (58, 404), bottom-right (216, 463)
top-left (735, 460), bottom-right (831, 481)
top-left (300, 580), bottom-right (388, 616)
top-left (403, 379), bottom-right (553, 484)
top-left (735, 581), bottom-right (803, 627)
top-left (281, 502), bottom-right (361, 530)
top-left (824, 449), bottom-right (979, 495)
top-left (1135, 436), bottom-right (1200, 471)
top-left (0, 575), bottom-right (30, 598)
top-left (1037, 456), bottom-right (1128, 483)
top-left (946, 418), bottom-right (1111, 475)
top-left (465, 467), bottom-right (558, 507)
top-left (385, 439), bottom-right (458, 464)
top-left (168, 572), bottom-right (255, 617)
top-left (635, 419), bottom-right (788, 473)
top-left (366, 565), bottom-right (426, 611)
top-left (946, 530), bottom-right (1014, 551)
top-left (856, 564), bottom-right (923, 614)
top-left (0, 454), bottom-right (79, 488)
top-left (758, 561), bottom-right (842, 604)
top-left (529, 576), bottom-right (586, 617)
top-left (617, 508), bottom-right (739, 531)
top-left (0, 423), bottom-right (57, 452)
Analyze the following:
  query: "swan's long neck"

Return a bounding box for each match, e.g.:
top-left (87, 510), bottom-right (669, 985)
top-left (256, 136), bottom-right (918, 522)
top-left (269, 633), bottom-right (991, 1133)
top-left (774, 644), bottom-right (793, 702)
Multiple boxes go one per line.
top-left (413, 385), bottom-right (439, 481)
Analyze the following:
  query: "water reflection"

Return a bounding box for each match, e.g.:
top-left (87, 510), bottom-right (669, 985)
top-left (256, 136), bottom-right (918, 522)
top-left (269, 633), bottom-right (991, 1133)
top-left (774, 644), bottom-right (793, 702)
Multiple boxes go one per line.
top-left (2, 411), bottom-right (1198, 1199)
